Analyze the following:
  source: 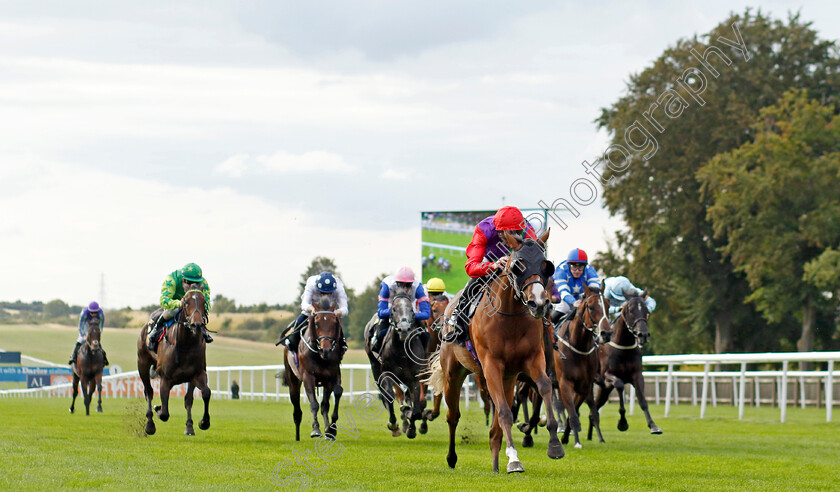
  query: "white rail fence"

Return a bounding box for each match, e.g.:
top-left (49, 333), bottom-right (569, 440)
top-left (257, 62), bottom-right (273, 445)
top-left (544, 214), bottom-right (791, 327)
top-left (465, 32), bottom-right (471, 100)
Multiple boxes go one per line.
top-left (2, 352), bottom-right (838, 422)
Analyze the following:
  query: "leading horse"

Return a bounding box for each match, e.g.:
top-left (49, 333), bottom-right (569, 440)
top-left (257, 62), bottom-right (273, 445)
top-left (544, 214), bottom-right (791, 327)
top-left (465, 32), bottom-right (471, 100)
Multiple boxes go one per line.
top-left (70, 317), bottom-right (104, 416)
top-left (364, 290), bottom-right (428, 439)
top-left (284, 296), bottom-right (345, 440)
top-left (590, 291), bottom-right (662, 441)
top-left (137, 285), bottom-right (211, 436)
top-left (428, 229), bottom-right (564, 473)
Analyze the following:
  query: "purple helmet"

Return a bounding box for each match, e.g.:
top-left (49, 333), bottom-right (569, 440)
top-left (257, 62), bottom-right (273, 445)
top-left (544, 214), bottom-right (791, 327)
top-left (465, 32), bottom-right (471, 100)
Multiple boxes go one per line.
top-left (88, 301), bottom-right (101, 312)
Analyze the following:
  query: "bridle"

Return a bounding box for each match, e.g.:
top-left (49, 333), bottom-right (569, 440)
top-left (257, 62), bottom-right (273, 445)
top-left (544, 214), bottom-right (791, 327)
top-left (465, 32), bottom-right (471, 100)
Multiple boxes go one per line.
top-left (181, 289), bottom-right (209, 335)
top-left (504, 240), bottom-right (551, 307)
top-left (609, 301), bottom-right (648, 350)
top-left (301, 310), bottom-right (341, 355)
top-left (389, 292), bottom-right (416, 332)
top-left (557, 292), bottom-right (606, 356)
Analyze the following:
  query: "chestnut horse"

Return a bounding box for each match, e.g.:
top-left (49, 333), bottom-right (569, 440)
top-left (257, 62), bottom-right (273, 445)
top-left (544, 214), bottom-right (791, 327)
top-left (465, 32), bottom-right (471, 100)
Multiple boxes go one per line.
top-left (284, 296), bottom-right (344, 440)
top-left (70, 317), bottom-right (104, 415)
top-left (428, 230), bottom-right (564, 473)
top-left (590, 291), bottom-right (662, 441)
top-left (137, 285), bottom-right (211, 436)
top-left (554, 286), bottom-right (608, 449)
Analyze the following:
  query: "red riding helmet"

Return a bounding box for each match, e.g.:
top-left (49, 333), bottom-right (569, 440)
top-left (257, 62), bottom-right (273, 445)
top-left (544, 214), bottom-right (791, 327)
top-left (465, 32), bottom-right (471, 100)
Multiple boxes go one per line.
top-left (493, 206), bottom-right (526, 231)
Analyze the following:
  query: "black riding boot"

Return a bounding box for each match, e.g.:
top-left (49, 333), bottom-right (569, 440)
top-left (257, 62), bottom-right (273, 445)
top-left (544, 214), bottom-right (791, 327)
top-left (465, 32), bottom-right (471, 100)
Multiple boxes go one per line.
top-left (102, 350), bottom-right (110, 366)
top-left (147, 317), bottom-right (164, 352)
top-left (69, 342), bottom-right (81, 365)
top-left (202, 327), bottom-right (214, 344)
top-left (371, 319), bottom-right (388, 357)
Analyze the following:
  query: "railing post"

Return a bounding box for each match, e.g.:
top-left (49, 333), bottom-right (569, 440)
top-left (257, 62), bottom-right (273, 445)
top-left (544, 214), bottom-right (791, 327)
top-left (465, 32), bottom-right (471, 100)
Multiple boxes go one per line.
top-left (665, 363), bottom-right (674, 417)
top-left (827, 360), bottom-right (834, 423)
top-left (263, 370), bottom-right (267, 401)
top-left (738, 362), bottom-right (747, 420)
top-left (799, 375), bottom-right (806, 409)
top-left (781, 360), bottom-right (789, 423)
top-left (250, 370), bottom-right (254, 401)
top-left (701, 362), bottom-right (710, 419)
top-left (629, 385), bottom-right (636, 415)
top-left (349, 368), bottom-right (355, 404)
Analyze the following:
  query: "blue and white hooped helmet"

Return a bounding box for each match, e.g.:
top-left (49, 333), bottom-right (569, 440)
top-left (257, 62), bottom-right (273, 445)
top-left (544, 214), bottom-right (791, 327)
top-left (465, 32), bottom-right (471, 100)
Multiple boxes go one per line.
top-left (315, 272), bottom-right (337, 294)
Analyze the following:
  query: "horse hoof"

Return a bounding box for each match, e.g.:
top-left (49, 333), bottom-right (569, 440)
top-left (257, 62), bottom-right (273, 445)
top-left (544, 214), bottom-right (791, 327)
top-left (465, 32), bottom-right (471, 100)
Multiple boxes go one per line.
top-left (97, 407), bottom-right (103, 413)
top-left (422, 409), bottom-right (433, 421)
top-left (507, 461), bottom-right (525, 473)
top-left (574, 442), bottom-right (582, 449)
top-left (516, 422), bottom-right (530, 434)
top-left (145, 423), bottom-right (156, 435)
top-left (154, 405), bottom-right (161, 413)
top-left (310, 429), bottom-right (321, 438)
top-left (547, 441), bottom-right (565, 460)
top-left (407, 427), bottom-right (416, 439)
top-left (69, 407), bottom-right (74, 414)
top-left (539, 415), bottom-right (547, 427)
top-left (650, 425), bottom-right (663, 435)
top-left (561, 434), bottom-right (569, 445)
top-left (199, 419), bottom-right (210, 431)
top-left (391, 429), bottom-right (402, 437)
top-left (419, 422), bottom-right (428, 434)
top-left (617, 420), bottom-right (628, 432)
top-left (447, 453), bottom-right (457, 469)
top-left (185, 428), bottom-right (195, 436)
top-left (387, 422), bottom-right (399, 432)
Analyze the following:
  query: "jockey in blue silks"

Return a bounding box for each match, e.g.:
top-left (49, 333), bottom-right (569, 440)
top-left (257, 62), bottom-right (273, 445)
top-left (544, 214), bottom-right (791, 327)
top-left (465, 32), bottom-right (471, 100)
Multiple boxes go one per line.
top-left (69, 301), bottom-right (109, 366)
top-left (602, 276), bottom-right (656, 316)
top-left (552, 248), bottom-right (601, 317)
top-left (370, 266), bottom-right (431, 356)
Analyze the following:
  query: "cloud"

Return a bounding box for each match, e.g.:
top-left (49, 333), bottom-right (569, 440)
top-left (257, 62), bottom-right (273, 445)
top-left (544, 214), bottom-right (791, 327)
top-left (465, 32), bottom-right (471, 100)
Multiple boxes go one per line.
top-left (257, 150), bottom-right (355, 174)
top-left (214, 153), bottom-right (250, 177)
top-left (380, 168), bottom-right (409, 181)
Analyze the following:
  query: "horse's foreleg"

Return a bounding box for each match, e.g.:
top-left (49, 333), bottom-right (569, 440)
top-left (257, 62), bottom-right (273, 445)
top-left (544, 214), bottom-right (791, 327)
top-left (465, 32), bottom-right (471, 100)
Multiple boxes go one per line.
top-left (303, 378), bottom-right (321, 438)
top-left (82, 376), bottom-right (93, 416)
top-left (483, 361), bottom-right (523, 473)
top-left (558, 381), bottom-right (578, 446)
top-left (632, 371), bottom-right (662, 434)
top-left (444, 368), bottom-right (467, 469)
top-left (328, 382), bottom-right (343, 438)
top-left (138, 358), bottom-right (156, 435)
top-left (197, 373), bottom-right (211, 431)
top-left (184, 382), bottom-right (196, 436)
top-left (407, 381), bottom-right (426, 439)
top-left (157, 378), bottom-right (172, 422)
top-left (319, 382), bottom-right (333, 439)
top-left (288, 370), bottom-right (303, 441)
top-left (586, 389), bottom-right (604, 442)
top-left (96, 373), bottom-right (103, 413)
top-left (614, 378), bottom-right (628, 431)
top-left (69, 374), bottom-right (79, 414)
top-left (525, 362), bottom-right (564, 461)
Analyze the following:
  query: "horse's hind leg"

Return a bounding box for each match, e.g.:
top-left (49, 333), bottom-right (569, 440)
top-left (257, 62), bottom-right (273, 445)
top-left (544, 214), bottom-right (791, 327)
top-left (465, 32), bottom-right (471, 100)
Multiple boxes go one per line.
top-left (69, 373), bottom-right (79, 414)
top-left (288, 371), bottom-right (303, 441)
top-left (156, 378), bottom-right (172, 422)
top-left (586, 390), bottom-right (604, 443)
top-left (524, 360), bottom-right (564, 461)
top-left (96, 374), bottom-right (103, 413)
top-left (184, 382), bottom-right (196, 436)
top-left (632, 372), bottom-right (662, 434)
top-left (303, 379), bottom-right (321, 438)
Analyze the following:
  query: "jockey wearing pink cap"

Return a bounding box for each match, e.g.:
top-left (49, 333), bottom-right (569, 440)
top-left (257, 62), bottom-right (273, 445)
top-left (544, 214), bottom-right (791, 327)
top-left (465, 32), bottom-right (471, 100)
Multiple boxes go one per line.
top-left (369, 267), bottom-right (431, 356)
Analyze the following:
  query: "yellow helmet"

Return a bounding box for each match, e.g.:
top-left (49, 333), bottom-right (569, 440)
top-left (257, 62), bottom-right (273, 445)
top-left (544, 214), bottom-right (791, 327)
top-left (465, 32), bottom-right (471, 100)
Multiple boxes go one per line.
top-left (427, 277), bottom-right (446, 293)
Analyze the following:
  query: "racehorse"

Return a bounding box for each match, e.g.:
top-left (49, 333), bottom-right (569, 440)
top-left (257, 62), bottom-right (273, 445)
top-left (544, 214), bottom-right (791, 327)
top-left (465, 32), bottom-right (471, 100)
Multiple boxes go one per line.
top-left (589, 291), bottom-right (662, 441)
top-left (364, 290), bottom-right (428, 439)
top-left (427, 229), bottom-right (564, 473)
top-left (284, 296), bottom-right (344, 440)
top-left (554, 286), bottom-right (608, 449)
top-left (137, 285), bottom-right (211, 436)
top-left (70, 317), bottom-right (105, 416)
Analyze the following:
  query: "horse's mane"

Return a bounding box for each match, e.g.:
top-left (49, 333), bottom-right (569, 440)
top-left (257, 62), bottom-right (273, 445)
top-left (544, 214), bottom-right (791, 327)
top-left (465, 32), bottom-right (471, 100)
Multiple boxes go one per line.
top-left (432, 293), bottom-right (449, 302)
top-left (317, 296), bottom-right (334, 311)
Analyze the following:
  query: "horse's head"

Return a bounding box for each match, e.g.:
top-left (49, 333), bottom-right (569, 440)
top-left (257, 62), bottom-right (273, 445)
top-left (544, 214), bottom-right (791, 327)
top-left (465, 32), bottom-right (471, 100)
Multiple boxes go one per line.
top-left (180, 284), bottom-right (208, 339)
top-left (308, 296), bottom-right (342, 358)
top-left (576, 285), bottom-right (609, 336)
top-left (86, 316), bottom-right (102, 351)
top-left (429, 294), bottom-right (450, 329)
top-left (502, 228), bottom-right (554, 319)
top-left (620, 289), bottom-right (650, 345)
top-left (389, 292), bottom-right (416, 337)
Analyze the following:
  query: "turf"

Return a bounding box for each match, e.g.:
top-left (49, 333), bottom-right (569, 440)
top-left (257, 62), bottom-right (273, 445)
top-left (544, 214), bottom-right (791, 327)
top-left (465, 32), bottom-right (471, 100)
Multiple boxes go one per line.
top-left (0, 397), bottom-right (836, 491)
top-left (421, 229), bottom-right (472, 292)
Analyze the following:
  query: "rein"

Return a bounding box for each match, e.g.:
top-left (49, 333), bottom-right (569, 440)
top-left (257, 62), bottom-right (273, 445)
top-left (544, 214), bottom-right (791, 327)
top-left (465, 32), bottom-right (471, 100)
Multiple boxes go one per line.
top-left (301, 311), bottom-right (341, 355)
top-left (608, 303), bottom-right (645, 350)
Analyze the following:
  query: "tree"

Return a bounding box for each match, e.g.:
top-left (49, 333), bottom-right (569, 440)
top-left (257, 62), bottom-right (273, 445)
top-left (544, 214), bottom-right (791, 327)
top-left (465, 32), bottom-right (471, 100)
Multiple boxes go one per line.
top-left (298, 257), bottom-right (340, 298)
top-left (43, 299), bottom-right (72, 319)
top-left (344, 273), bottom-right (388, 348)
top-left (595, 10), bottom-right (840, 353)
top-left (212, 294), bottom-right (237, 313)
top-left (699, 90), bottom-right (840, 353)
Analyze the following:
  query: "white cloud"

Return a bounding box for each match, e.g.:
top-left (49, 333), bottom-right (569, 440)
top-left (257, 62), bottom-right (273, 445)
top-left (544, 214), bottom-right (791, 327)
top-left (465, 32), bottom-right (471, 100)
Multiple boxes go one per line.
top-left (380, 168), bottom-right (409, 181)
top-left (214, 153), bottom-right (250, 177)
top-left (257, 150), bottom-right (355, 174)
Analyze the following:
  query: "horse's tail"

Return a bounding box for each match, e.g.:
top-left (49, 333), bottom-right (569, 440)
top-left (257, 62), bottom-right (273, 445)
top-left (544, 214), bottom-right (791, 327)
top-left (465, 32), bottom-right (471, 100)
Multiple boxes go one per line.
top-left (422, 349), bottom-right (445, 396)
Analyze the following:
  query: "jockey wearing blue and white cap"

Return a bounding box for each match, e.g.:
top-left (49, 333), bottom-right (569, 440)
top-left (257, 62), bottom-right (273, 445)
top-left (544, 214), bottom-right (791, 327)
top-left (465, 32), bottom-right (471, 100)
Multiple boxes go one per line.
top-left (552, 248), bottom-right (601, 315)
top-left (602, 276), bottom-right (656, 316)
top-left (69, 301), bottom-right (109, 366)
top-left (280, 271), bottom-right (349, 354)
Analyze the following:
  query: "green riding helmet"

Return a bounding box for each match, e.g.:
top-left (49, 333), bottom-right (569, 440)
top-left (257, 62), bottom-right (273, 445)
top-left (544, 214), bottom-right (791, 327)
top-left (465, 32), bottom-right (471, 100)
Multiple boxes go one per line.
top-left (181, 262), bottom-right (204, 283)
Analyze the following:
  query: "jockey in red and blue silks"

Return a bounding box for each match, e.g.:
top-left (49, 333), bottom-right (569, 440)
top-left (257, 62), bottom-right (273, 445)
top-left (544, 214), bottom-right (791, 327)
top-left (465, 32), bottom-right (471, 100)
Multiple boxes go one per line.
top-left (370, 266), bottom-right (431, 355)
top-left (446, 206), bottom-right (538, 338)
top-left (552, 248), bottom-right (601, 316)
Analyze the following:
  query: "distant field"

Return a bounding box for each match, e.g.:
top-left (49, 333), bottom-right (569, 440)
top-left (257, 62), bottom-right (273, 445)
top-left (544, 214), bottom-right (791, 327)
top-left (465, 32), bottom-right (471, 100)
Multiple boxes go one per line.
top-left (0, 397), bottom-right (837, 490)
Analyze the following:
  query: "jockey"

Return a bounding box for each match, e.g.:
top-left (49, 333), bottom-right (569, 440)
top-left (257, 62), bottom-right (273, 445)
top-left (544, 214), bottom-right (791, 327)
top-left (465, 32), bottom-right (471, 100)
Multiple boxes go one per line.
top-left (280, 271), bottom-right (349, 354)
top-left (145, 262), bottom-right (213, 352)
top-left (69, 301), bottom-right (109, 366)
top-left (425, 277), bottom-right (454, 301)
top-left (551, 248), bottom-right (601, 321)
top-left (446, 206), bottom-right (538, 338)
top-left (602, 276), bottom-right (656, 316)
top-left (370, 267), bottom-right (431, 356)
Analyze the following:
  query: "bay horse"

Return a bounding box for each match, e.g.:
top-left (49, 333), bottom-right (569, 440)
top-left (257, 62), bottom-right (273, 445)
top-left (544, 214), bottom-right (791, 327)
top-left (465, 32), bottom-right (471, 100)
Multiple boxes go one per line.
top-left (70, 317), bottom-right (104, 415)
top-left (364, 290), bottom-right (427, 439)
top-left (590, 291), bottom-right (662, 441)
top-left (284, 296), bottom-right (344, 440)
top-left (137, 285), bottom-right (211, 436)
top-left (554, 285), bottom-right (608, 449)
top-left (428, 229), bottom-right (564, 473)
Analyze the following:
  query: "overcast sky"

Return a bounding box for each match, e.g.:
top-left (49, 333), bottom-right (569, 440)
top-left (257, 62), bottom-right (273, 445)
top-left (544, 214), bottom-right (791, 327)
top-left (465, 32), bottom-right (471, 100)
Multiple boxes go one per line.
top-left (1, 1), bottom-right (837, 309)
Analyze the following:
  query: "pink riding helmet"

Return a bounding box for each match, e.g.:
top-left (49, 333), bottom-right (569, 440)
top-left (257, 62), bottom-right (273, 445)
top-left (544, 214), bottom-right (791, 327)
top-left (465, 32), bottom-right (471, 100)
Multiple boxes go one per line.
top-left (394, 266), bottom-right (415, 283)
